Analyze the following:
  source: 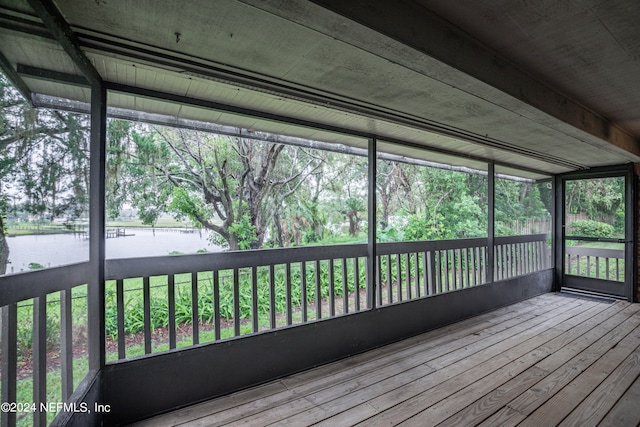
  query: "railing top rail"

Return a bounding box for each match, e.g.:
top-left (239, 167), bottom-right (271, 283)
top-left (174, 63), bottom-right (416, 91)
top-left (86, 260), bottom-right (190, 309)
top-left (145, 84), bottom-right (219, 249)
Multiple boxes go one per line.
top-left (106, 234), bottom-right (548, 280)
top-left (0, 262), bottom-right (90, 307)
top-left (105, 243), bottom-right (369, 280)
top-left (565, 246), bottom-right (624, 258)
top-left (495, 233), bottom-right (549, 244)
top-left (376, 237), bottom-right (488, 255)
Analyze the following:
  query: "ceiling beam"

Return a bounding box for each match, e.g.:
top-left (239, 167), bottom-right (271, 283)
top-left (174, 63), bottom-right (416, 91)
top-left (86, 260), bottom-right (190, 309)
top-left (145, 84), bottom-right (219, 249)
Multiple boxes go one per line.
top-left (17, 63), bottom-right (89, 87)
top-left (25, 0), bottom-right (102, 86)
top-left (306, 0), bottom-right (640, 158)
top-left (0, 50), bottom-right (32, 105)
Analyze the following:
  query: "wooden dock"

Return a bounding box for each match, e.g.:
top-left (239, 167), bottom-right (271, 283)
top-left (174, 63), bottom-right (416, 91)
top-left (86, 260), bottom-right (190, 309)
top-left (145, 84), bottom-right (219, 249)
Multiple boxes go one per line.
top-left (130, 293), bottom-right (640, 426)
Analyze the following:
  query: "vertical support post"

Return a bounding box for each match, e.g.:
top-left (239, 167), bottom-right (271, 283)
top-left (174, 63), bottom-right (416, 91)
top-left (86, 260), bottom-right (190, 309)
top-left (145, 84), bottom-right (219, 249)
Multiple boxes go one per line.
top-left (1, 304), bottom-right (17, 427)
top-left (367, 137), bottom-right (377, 309)
top-left (624, 166), bottom-right (635, 301)
top-left (487, 162), bottom-right (495, 283)
top-left (61, 289), bottom-right (74, 399)
top-left (191, 272), bottom-right (199, 345)
top-left (554, 174), bottom-right (563, 291)
top-left (33, 297), bottom-right (47, 427)
top-left (143, 277), bottom-right (151, 354)
top-left (89, 83), bottom-right (107, 371)
top-left (116, 279), bottom-right (125, 359)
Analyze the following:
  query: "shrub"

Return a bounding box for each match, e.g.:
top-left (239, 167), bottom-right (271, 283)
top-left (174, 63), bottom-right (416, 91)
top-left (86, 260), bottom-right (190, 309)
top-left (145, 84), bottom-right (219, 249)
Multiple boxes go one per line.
top-left (570, 220), bottom-right (614, 238)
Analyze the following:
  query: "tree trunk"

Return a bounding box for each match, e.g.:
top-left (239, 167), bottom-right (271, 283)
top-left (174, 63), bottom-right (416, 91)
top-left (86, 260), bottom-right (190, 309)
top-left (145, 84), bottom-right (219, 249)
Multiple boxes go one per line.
top-left (0, 218), bottom-right (9, 275)
top-left (274, 211), bottom-right (284, 247)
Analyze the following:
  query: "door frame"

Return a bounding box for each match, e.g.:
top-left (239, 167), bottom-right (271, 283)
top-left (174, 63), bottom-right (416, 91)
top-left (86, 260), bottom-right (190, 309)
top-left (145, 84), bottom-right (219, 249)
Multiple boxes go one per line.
top-left (554, 164), bottom-right (636, 301)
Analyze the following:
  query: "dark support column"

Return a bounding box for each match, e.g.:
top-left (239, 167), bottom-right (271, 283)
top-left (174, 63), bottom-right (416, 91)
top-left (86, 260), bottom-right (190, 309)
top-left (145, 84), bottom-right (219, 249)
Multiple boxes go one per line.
top-left (367, 137), bottom-right (377, 309)
top-left (487, 163), bottom-right (495, 283)
top-left (554, 174), bottom-right (563, 291)
top-left (88, 84), bottom-right (107, 371)
top-left (625, 166), bottom-right (635, 302)
top-left (634, 165), bottom-right (639, 303)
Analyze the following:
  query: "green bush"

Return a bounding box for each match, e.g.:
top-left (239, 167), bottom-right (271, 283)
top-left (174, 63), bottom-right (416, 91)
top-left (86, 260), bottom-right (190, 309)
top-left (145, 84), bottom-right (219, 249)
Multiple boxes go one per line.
top-left (28, 262), bottom-right (45, 270)
top-left (570, 220), bottom-right (614, 238)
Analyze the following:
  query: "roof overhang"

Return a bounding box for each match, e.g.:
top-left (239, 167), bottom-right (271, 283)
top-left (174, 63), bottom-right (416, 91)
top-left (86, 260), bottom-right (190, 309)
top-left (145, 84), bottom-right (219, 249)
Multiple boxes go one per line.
top-left (2, 0), bottom-right (640, 180)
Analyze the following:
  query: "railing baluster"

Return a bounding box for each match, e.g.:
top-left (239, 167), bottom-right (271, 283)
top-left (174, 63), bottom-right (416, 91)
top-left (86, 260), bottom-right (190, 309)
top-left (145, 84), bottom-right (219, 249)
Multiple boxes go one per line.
top-left (233, 268), bottom-right (241, 336)
top-left (342, 258), bottom-right (348, 314)
top-left (481, 246), bottom-right (487, 284)
top-left (116, 279), bottom-right (125, 359)
top-left (542, 241), bottom-right (547, 270)
top-left (464, 248), bottom-right (469, 288)
top-left (606, 258), bottom-right (610, 281)
top-left (423, 251), bottom-right (429, 296)
top-left (301, 262), bottom-right (308, 322)
top-left (444, 250), bottom-right (450, 292)
top-left (386, 254), bottom-right (392, 304)
top-left (252, 266), bottom-right (259, 332)
top-left (270, 264), bottom-right (277, 327)
top-left (354, 257), bottom-right (360, 311)
top-left (396, 254), bottom-right (403, 301)
top-left (33, 296), bottom-right (47, 427)
top-left (286, 263), bottom-right (293, 325)
top-left (435, 251), bottom-right (442, 293)
top-left (405, 253), bottom-right (411, 300)
top-left (456, 249), bottom-right (462, 289)
top-left (616, 258), bottom-right (620, 281)
top-left (506, 244), bottom-right (511, 278)
top-left (372, 256), bottom-right (382, 309)
top-left (314, 260), bottom-right (321, 320)
top-left (143, 277), bottom-right (151, 354)
top-left (328, 259), bottom-right (335, 317)
top-left (502, 244), bottom-right (506, 279)
top-left (1, 304), bottom-right (18, 427)
top-left (595, 256), bottom-right (600, 279)
top-left (587, 256), bottom-right (591, 277)
top-left (213, 271), bottom-right (221, 341)
top-left (471, 247), bottom-right (477, 286)
top-left (191, 272), bottom-right (199, 345)
top-left (414, 252), bottom-right (420, 298)
top-left (427, 251), bottom-right (436, 295)
top-left (576, 255), bottom-right (581, 275)
top-left (61, 289), bottom-right (73, 400)
top-left (168, 275), bottom-right (176, 350)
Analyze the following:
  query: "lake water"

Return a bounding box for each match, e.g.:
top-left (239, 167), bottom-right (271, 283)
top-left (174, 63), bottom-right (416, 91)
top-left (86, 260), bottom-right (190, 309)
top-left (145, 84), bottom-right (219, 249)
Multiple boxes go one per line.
top-left (5, 229), bottom-right (221, 274)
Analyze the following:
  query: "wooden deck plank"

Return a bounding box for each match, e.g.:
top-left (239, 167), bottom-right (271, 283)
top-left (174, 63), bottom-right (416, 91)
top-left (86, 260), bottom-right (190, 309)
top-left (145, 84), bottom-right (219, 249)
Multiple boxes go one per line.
top-left (436, 301), bottom-right (634, 427)
top-left (137, 296), bottom-right (572, 427)
top-left (478, 304), bottom-right (640, 427)
top-left (517, 323), bottom-right (640, 427)
top-left (128, 294), bottom-right (640, 427)
top-left (223, 301), bottom-right (585, 426)
top-left (318, 300), bottom-right (600, 426)
top-left (355, 301), bottom-right (608, 426)
top-left (559, 350), bottom-right (640, 426)
top-left (171, 298), bottom-right (565, 427)
top-left (598, 372), bottom-right (640, 427)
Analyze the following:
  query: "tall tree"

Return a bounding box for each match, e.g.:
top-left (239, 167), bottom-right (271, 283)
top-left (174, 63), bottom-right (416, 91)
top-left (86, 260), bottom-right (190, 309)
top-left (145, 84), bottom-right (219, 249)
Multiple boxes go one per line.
top-left (122, 127), bottom-right (323, 250)
top-left (0, 75), bottom-right (90, 274)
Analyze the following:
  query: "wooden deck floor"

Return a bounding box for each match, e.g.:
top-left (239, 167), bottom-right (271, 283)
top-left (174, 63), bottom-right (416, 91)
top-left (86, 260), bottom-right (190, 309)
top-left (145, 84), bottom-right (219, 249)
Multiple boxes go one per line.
top-left (130, 293), bottom-right (640, 427)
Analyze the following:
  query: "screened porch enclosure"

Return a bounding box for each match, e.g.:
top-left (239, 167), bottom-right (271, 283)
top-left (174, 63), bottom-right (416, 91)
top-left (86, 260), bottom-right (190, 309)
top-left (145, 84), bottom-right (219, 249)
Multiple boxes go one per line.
top-left (0, 95), bottom-right (556, 425)
top-left (1, 0), bottom-right (640, 426)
